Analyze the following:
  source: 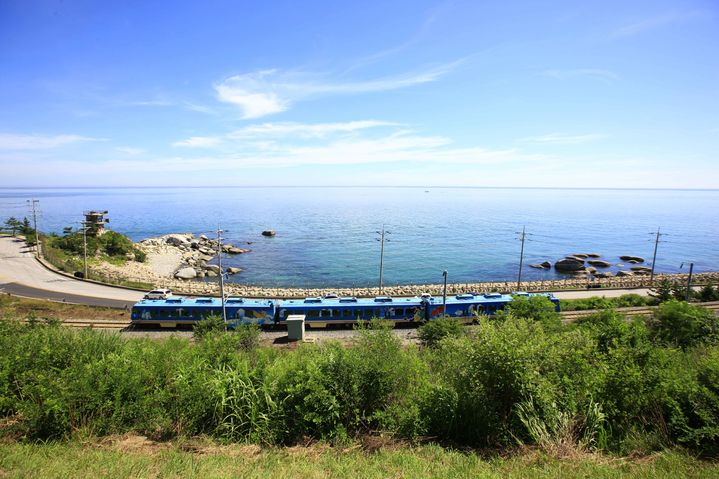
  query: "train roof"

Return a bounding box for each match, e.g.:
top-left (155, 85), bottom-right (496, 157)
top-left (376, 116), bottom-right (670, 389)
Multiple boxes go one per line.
top-left (427, 291), bottom-right (557, 305)
top-left (134, 297), bottom-right (275, 308)
top-left (279, 296), bottom-right (423, 308)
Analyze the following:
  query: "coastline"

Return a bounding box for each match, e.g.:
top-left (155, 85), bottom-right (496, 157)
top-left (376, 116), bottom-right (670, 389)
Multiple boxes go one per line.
top-left (85, 234), bottom-right (719, 298)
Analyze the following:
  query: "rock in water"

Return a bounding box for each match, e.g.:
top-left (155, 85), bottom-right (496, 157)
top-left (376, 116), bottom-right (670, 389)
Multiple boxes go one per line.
top-left (226, 267), bottom-right (242, 274)
top-left (571, 253), bottom-right (589, 259)
top-left (619, 255), bottom-right (645, 263)
top-left (555, 257), bottom-right (586, 272)
top-left (588, 260), bottom-right (611, 268)
top-left (262, 230), bottom-right (276, 237)
top-left (174, 267), bottom-right (197, 280)
top-left (586, 253), bottom-right (601, 258)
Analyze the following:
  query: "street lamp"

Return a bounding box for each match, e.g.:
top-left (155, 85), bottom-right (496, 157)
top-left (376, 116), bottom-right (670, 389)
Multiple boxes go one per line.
top-left (442, 270), bottom-right (448, 317)
top-left (375, 225), bottom-right (391, 295)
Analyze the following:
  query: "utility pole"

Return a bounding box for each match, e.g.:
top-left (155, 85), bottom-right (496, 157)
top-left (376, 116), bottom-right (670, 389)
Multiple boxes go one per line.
top-left (516, 226), bottom-right (531, 291)
top-left (82, 221), bottom-right (89, 279)
top-left (686, 262), bottom-right (694, 302)
top-left (27, 199), bottom-right (41, 258)
top-left (375, 225), bottom-right (391, 295)
top-left (649, 227), bottom-right (665, 284)
top-left (216, 226), bottom-right (227, 329)
top-left (442, 270), bottom-right (448, 317)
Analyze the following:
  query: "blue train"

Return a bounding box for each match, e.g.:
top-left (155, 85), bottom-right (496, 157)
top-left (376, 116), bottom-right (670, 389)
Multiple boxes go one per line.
top-left (130, 292), bottom-right (560, 328)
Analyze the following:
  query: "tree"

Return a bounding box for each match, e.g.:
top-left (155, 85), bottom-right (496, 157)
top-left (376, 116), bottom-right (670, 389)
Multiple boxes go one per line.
top-left (495, 295), bottom-right (562, 329)
top-left (3, 217), bottom-right (22, 236)
top-left (649, 278), bottom-right (673, 302)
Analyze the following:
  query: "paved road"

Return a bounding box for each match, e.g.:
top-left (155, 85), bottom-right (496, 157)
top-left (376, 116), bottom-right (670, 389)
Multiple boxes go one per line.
top-left (0, 236), bottom-right (143, 308)
top-left (0, 235), bottom-right (658, 309)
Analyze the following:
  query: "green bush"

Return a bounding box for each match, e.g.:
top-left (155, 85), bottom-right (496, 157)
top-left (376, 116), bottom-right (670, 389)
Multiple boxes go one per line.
top-left (497, 295), bottom-right (562, 330)
top-left (193, 314), bottom-right (226, 340)
top-left (417, 316), bottom-right (466, 348)
top-left (651, 301), bottom-right (719, 349)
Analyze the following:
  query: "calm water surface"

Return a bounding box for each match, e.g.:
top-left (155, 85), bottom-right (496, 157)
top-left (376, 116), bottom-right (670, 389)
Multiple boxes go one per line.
top-left (1, 187), bottom-right (717, 288)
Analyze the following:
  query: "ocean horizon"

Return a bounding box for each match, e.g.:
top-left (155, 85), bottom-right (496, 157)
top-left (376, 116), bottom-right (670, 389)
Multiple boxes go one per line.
top-left (1, 186), bottom-right (717, 288)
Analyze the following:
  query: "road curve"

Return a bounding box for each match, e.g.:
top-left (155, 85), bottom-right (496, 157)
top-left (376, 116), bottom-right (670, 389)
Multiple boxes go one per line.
top-left (0, 236), bottom-right (143, 308)
top-left (0, 235), bottom-right (659, 309)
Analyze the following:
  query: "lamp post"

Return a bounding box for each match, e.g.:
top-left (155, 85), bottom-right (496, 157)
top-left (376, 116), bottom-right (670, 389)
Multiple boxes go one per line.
top-left (375, 225), bottom-right (391, 295)
top-left (442, 270), bottom-right (448, 317)
top-left (216, 226), bottom-right (227, 329)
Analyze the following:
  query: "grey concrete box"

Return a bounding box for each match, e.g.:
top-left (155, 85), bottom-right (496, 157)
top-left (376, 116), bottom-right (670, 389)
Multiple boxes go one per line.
top-left (286, 314), bottom-right (306, 341)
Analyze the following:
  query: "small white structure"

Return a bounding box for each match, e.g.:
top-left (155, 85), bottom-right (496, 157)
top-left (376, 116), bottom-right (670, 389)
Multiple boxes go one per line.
top-left (286, 314), bottom-right (306, 341)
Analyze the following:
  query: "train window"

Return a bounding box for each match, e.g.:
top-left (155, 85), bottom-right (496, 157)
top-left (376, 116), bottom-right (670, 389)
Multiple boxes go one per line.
top-left (332, 309), bottom-right (341, 318)
top-left (343, 309), bottom-right (352, 318)
top-left (395, 308), bottom-right (404, 316)
top-left (307, 310), bottom-right (319, 318)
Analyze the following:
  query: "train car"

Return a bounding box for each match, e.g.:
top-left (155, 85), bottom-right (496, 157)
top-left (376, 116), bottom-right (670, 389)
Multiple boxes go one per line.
top-left (131, 296), bottom-right (276, 328)
top-left (425, 291), bottom-right (560, 320)
top-left (276, 296), bottom-right (425, 327)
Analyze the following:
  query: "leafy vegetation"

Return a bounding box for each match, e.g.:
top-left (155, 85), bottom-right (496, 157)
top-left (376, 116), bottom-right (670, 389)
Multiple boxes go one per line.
top-left (1, 299), bottom-right (718, 460)
top-left (417, 315), bottom-right (466, 347)
top-left (561, 293), bottom-right (659, 311)
top-left (46, 229), bottom-right (146, 263)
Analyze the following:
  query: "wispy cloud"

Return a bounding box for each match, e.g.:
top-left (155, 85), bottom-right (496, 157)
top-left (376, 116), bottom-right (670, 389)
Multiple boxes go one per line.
top-left (519, 133), bottom-right (607, 145)
top-left (611, 10), bottom-right (710, 38)
top-left (115, 146), bottom-right (145, 155)
top-left (227, 120), bottom-right (397, 139)
top-left (540, 69), bottom-right (618, 82)
top-left (0, 133), bottom-right (102, 150)
top-left (214, 63), bottom-right (459, 119)
top-left (172, 136), bottom-right (223, 148)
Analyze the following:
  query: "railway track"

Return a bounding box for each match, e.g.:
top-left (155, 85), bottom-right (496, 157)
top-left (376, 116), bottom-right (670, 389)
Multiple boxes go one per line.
top-left (560, 301), bottom-right (719, 322)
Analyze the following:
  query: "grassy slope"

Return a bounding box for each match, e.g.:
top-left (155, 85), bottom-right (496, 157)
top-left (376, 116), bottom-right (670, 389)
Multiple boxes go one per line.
top-left (0, 440), bottom-right (717, 479)
top-left (0, 295), bottom-right (129, 322)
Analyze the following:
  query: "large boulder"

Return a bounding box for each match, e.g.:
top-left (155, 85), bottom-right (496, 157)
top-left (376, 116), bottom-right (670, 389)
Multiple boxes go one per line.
top-left (594, 272), bottom-right (613, 278)
top-left (588, 260), bottom-right (611, 268)
top-left (174, 267), bottom-right (197, 280)
top-left (616, 270), bottom-right (635, 277)
top-left (620, 255), bottom-right (645, 263)
top-left (529, 263), bottom-right (549, 269)
top-left (555, 257), bottom-right (585, 272)
top-left (586, 253), bottom-right (601, 258)
top-left (262, 230), bottom-right (276, 237)
top-left (571, 253), bottom-right (589, 259)
top-left (227, 247), bottom-right (249, 254)
top-left (227, 267), bottom-right (242, 274)
top-left (204, 264), bottom-right (221, 274)
top-left (165, 234), bottom-right (192, 247)
top-left (630, 265), bottom-right (652, 272)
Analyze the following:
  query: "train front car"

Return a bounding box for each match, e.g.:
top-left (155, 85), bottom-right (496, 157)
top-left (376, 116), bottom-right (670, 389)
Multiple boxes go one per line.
top-left (130, 296), bottom-right (276, 328)
top-left (276, 296), bottom-right (426, 327)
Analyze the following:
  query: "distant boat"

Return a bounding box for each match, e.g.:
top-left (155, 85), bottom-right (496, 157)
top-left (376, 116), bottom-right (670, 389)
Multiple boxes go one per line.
top-left (424, 190), bottom-right (429, 193)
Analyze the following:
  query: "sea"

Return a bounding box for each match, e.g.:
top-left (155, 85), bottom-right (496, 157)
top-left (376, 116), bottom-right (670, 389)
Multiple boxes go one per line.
top-left (1, 187), bottom-right (717, 288)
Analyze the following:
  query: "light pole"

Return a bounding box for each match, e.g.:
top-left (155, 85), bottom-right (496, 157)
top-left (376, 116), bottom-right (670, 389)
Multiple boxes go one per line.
top-left (27, 199), bottom-right (41, 258)
top-left (516, 226), bottom-right (532, 291)
top-left (216, 226), bottom-right (227, 329)
top-left (649, 227), bottom-right (665, 284)
top-left (82, 222), bottom-right (89, 279)
top-left (680, 262), bottom-right (695, 302)
top-left (442, 270), bottom-right (448, 317)
top-left (375, 225), bottom-right (391, 295)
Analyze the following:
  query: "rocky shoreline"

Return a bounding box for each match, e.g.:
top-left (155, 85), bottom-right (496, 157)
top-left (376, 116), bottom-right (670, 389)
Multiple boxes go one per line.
top-left (89, 233), bottom-right (719, 299)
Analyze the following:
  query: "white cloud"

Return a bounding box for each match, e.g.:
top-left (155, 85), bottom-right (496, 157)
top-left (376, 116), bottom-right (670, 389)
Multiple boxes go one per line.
top-left (214, 63), bottom-right (458, 119)
top-left (611, 10), bottom-right (710, 38)
top-left (228, 120), bottom-right (397, 139)
top-left (115, 146), bottom-right (145, 155)
top-left (519, 133), bottom-right (607, 145)
top-left (172, 136), bottom-right (223, 148)
top-left (0, 133), bottom-right (101, 150)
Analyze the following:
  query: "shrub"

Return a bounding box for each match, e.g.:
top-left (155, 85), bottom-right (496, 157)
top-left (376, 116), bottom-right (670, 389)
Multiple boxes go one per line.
top-left (699, 284), bottom-right (719, 302)
top-left (651, 301), bottom-right (719, 349)
top-left (497, 295), bottom-right (562, 330)
top-left (193, 314), bottom-right (226, 340)
top-left (417, 316), bottom-right (466, 348)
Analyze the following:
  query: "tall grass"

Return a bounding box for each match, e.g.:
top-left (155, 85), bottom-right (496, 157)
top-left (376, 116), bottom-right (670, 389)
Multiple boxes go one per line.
top-left (1, 302), bottom-right (718, 457)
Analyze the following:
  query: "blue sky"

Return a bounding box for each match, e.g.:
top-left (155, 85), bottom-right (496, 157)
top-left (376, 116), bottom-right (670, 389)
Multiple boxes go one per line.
top-left (0, 0), bottom-right (717, 188)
